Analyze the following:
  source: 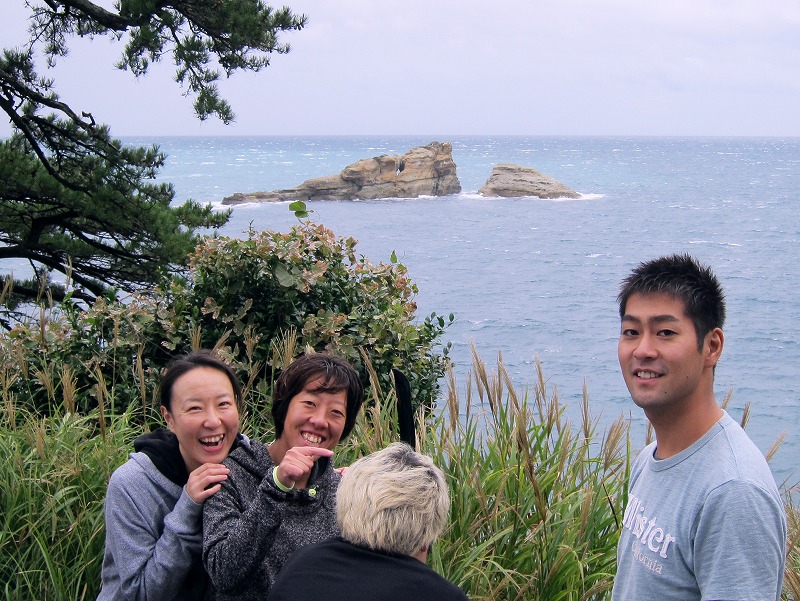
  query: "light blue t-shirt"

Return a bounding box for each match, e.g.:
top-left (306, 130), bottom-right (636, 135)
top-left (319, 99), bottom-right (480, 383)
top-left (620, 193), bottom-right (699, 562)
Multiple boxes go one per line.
top-left (612, 412), bottom-right (786, 601)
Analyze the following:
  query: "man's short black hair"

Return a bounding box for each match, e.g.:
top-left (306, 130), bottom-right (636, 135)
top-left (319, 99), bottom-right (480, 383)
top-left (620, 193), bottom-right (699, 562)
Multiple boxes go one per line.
top-left (618, 253), bottom-right (726, 350)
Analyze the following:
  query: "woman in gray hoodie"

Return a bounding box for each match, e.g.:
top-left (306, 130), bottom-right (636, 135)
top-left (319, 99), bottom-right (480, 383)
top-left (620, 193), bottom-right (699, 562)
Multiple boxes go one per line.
top-left (202, 353), bottom-right (364, 601)
top-left (98, 351), bottom-right (246, 601)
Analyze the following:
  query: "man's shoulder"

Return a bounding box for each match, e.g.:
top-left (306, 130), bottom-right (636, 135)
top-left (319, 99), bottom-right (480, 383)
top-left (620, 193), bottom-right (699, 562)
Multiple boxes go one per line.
top-left (714, 413), bottom-right (780, 490)
top-left (418, 565), bottom-right (470, 600)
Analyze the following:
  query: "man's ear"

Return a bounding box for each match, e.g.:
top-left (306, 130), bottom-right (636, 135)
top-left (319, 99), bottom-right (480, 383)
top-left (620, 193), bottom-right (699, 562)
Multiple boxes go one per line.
top-left (412, 545), bottom-right (430, 563)
top-left (705, 327), bottom-right (724, 367)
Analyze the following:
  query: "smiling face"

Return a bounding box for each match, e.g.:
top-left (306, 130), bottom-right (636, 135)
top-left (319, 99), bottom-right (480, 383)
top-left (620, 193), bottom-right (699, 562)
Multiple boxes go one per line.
top-left (160, 366), bottom-right (240, 473)
top-left (618, 292), bottom-right (722, 418)
top-left (275, 377), bottom-right (348, 453)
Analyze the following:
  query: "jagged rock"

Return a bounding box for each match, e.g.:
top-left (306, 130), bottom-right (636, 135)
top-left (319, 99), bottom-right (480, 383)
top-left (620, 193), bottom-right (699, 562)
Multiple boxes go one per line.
top-left (222, 142), bottom-right (461, 204)
top-left (478, 163), bottom-right (581, 199)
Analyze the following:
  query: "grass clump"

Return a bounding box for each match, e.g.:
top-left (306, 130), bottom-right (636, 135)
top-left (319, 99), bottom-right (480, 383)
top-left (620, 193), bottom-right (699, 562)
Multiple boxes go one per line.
top-left (1, 344), bottom-right (797, 600)
top-left (0, 406), bottom-right (132, 600)
top-left (425, 349), bottom-right (626, 601)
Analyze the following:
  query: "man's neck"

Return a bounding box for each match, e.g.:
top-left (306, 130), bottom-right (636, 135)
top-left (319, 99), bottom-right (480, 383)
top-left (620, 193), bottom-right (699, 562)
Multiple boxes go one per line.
top-left (411, 546), bottom-right (429, 563)
top-left (648, 398), bottom-right (723, 459)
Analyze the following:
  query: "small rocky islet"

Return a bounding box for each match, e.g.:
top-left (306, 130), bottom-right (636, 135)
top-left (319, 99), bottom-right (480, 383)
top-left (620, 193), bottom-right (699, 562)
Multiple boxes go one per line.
top-left (221, 141), bottom-right (580, 204)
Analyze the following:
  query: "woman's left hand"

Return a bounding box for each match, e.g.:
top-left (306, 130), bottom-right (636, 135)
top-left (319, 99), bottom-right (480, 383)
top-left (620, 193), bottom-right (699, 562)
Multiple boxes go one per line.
top-left (185, 463), bottom-right (230, 504)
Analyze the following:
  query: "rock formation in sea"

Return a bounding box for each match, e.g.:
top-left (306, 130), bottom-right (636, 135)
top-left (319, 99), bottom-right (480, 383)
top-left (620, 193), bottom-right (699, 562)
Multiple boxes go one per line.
top-left (478, 163), bottom-right (581, 199)
top-left (222, 141), bottom-right (461, 204)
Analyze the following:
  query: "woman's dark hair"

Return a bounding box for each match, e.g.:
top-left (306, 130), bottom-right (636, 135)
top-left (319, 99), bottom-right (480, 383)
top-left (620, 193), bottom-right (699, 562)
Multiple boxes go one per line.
top-left (272, 353), bottom-right (364, 440)
top-left (159, 350), bottom-right (243, 411)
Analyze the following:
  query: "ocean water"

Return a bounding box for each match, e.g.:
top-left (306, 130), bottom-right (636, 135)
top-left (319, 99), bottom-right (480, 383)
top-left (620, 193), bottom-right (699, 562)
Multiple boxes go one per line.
top-left (58, 136), bottom-right (800, 484)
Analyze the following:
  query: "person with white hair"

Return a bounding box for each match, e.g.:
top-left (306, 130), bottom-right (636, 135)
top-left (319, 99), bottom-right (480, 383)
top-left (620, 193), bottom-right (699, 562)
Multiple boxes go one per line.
top-left (267, 442), bottom-right (469, 601)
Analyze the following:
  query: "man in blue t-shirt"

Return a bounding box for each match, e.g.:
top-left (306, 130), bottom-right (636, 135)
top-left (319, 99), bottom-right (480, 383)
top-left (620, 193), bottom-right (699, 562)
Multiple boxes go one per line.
top-left (612, 253), bottom-right (786, 601)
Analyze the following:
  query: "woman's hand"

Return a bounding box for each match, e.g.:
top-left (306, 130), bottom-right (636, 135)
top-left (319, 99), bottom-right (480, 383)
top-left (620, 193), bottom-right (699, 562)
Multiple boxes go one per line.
top-left (185, 463), bottom-right (231, 504)
top-left (275, 447), bottom-right (334, 489)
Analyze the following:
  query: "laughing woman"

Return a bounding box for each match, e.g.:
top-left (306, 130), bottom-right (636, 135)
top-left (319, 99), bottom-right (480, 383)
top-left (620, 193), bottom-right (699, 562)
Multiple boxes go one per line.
top-left (98, 351), bottom-right (247, 601)
top-left (202, 353), bottom-right (364, 601)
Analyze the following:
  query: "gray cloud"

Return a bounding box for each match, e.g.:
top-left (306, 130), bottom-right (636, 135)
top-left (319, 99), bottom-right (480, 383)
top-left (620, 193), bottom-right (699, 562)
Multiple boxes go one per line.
top-left (1, 0), bottom-right (799, 136)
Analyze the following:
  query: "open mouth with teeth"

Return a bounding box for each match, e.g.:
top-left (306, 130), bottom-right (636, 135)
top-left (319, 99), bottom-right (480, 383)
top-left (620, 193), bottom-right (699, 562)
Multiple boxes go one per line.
top-left (635, 371), bottom-right (661, 379)
top-left (301, 432), bottom-right (323, 445)
top-left (200, 434), bottom-right (225, 447)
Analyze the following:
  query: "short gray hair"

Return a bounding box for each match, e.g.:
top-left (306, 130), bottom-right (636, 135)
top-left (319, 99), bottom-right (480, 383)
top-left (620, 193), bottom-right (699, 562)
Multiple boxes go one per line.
top-left (336, 442), bottom-right (450, 556)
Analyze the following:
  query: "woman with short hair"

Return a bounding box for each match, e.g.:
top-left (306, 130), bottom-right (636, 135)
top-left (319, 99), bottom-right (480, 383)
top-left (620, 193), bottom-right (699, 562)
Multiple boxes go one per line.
top-left (202, 353), bottom-right (364, 601)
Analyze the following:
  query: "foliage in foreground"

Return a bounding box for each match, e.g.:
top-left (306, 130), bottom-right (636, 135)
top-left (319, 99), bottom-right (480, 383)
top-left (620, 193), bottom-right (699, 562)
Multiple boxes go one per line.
top-left (1, 348), bottom-right (797, 601)
top-left (425, 351), bottom-right (628, 600)
top-left (178, 223), bottom-right (453, 410)
top-left (0, 0), bottom-right (306, 313)
top-left (0, 222), bottom-right (452, 417)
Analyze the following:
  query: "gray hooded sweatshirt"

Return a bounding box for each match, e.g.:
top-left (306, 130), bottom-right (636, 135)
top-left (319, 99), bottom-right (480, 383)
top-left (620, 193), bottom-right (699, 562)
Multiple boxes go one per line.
top-left (98, 429), bottom-right (247, 601)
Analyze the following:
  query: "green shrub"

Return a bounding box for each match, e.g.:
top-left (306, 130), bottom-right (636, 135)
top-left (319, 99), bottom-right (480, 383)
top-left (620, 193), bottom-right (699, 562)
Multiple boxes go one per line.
top-left (0, 221), bottom-right (452, 419)
top-left (0, 281), bottom-right (183, 418)
top-left (179, 222), bottom-right (453, 411)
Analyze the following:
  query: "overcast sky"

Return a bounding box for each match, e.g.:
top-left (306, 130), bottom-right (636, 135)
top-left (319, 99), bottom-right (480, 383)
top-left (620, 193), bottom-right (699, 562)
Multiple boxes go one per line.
top-left (2, 1), bottom-right (800, 137)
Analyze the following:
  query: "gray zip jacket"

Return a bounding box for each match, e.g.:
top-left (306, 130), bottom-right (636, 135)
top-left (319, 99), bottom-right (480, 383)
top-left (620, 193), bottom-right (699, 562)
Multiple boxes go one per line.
top-left (98, 445), bottom-right (205, 601)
